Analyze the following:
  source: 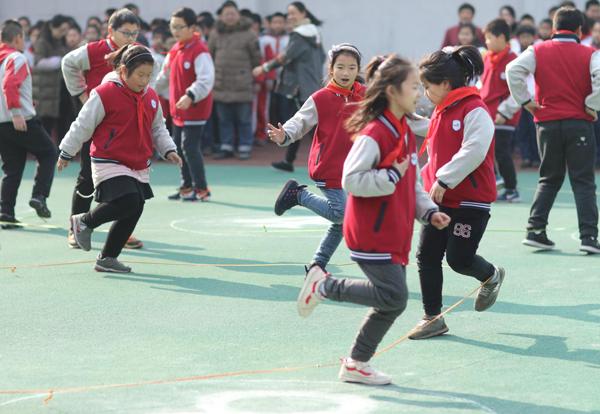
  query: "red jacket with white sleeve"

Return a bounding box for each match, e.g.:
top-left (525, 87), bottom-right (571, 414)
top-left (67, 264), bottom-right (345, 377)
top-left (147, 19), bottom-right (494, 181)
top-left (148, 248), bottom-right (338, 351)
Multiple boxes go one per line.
top-left (0, 44), bottom-right (35, 123)
top-left (421, 87), bottom-right (496, 210)
top-left (155, 33), bottom-right (214, 127)
top-left (342, 111), bottom-right (438, 265)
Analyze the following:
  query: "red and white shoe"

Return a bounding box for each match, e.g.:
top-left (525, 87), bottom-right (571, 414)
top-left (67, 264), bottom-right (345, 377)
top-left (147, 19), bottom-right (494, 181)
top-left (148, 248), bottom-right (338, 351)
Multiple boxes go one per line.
top-left (297, 265), bottom-right (328, 318)
top-left (338, 357), bottom-right (392, 385)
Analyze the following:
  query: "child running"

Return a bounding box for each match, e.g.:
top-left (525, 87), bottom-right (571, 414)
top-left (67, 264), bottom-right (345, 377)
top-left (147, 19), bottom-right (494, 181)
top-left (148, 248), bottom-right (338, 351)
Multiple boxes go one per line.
top-left (61, 8), bottom-right (145, 249)
top-left (296, 55), bottom-right (451, 385)
top-left (268, 43), bottom-right (364, 273)
top-left (57, 45), bottom-right (181, 273)
top-left (408, 45), bottom-right (506, 340)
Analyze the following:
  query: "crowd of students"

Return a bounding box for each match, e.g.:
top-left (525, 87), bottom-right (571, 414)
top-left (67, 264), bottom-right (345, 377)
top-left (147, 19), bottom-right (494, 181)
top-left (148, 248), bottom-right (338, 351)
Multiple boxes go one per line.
top-left (1, 1), bottom-right (600, 386)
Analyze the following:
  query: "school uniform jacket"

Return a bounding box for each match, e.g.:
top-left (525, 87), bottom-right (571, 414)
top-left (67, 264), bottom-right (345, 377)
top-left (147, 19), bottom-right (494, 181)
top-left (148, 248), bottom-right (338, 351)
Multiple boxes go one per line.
top-left (421, 91), bottom-right (497, 210)
top-left (59, 72), bottom-right (176, 186)
top-left (480, 47), bottom-right (521, 130)
top-left (506, 31), bottom-right (600, 122)
top-left (155, 33), bottom-right (214, 126)
top-left (0, 44), bottom-right (35, 123)
top-left (342, 112), bottom-right (438, 265)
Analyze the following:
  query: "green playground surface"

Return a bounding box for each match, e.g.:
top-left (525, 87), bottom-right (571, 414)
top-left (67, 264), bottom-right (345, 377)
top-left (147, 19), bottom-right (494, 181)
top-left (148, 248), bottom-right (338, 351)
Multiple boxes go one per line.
top-left (1, 161), bottom-right (599, 414)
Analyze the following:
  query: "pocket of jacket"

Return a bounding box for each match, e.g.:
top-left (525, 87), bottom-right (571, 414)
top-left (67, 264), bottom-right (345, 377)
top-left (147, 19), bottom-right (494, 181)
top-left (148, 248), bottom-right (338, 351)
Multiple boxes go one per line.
top-left (373, 201), bottom-right (388, 233)
top-left (315, 143), bottom-right (323, 165)
top-left (104, 129), bottom-right (117, 149)
top-left (468, 175), bottom-right (478, 189)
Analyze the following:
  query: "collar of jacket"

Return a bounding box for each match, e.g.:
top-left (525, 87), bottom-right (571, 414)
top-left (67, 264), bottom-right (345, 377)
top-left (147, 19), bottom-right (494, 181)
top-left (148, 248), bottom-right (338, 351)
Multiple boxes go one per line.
top-left (552, 30), bottom-right (580, 43)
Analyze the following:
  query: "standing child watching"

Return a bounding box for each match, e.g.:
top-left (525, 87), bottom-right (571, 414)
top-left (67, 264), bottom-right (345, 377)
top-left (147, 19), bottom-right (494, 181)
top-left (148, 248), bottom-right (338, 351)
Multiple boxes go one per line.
top-left (482, 18), bottom-right (522, 202)
top-left (157, 7), bottom-right (214, 202)
top-left (507, 6), bottom-right (600, 254)
top-left (296, 55), bottom-right (450, 385)
top-left (58, 45), bottom-right (181, 273)
top-left (268, 43), bottom-right (364, 272)
top-left (61, 8), bottom-right (145, 249)
top-left (408, 46), bottom-right (506, 340)
top-left (0, 19), bottom-right (57, 228)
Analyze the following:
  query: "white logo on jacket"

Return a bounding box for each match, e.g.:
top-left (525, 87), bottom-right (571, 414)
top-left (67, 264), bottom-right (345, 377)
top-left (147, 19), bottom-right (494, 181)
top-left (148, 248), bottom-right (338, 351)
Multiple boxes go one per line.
top-left (151, 99), bottom-right (157, 109)
top-left (500, 72), bottom-right (507, 80)
top-left (184, 61), bottom-right (191, 70)
top-left (411, 152), bottom-right (418, 165)
top-left (452, 120), bottom-right (461, 131)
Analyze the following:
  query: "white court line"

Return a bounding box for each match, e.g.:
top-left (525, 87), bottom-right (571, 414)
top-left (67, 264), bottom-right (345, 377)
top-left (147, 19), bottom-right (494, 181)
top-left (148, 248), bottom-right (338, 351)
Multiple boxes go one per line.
top-left (0, 394), bottom-right (47, 407)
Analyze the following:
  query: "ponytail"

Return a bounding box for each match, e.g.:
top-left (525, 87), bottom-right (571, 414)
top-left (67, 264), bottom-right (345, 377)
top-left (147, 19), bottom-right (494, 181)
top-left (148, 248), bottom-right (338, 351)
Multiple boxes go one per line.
top-left (106, 44), bottom-right (154, 75)
top-left (289, 1), bottom-right (322, 26)
top-left (419, 45), bottom-right (483, 89)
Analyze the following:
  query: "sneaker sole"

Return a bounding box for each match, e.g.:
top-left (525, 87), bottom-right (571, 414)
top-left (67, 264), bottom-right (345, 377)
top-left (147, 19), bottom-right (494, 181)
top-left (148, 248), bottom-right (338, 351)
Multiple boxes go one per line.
top-left (274, 180), bottom-right (298, 216)
top-left (271, 164), bottom-right (294, 173)
top-left (580, 246), bottom-right (600, 254)
top-left (94, 264), bottom-right (132, 273)
top-left (297, 268), bottom-right (325, 318)
top-left (475, 268), bottom-right (505, 312)
top-left (522, 239), bottom-right (555, 250)
top-left (70, 216), bottom-right (91, 251)
top-left (29, 199), bottom-right (51, 218)
top-left (338, 373), bottom-right (392, 386)
top-left (123, 243), bottom-right (143, 249)
top-left (408, 325), bottom-right (449, 340)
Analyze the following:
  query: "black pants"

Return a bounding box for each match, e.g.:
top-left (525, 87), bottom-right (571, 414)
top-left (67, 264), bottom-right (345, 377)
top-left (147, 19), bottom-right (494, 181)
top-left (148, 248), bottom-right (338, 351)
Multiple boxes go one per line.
top-left (272, 93), bottom-right (303, 164)
top-left (495, 128), bottom-right (517, 190)
top-left (416, 206), bottom-right (496, 316)
top-left (172, 124), bottom-right (208, 190)
top-left (71, 140), bottom-right (94, 215)
top-left (0, 119), bottom-right (57, 217)
top-left (82, 192), bottom-right (144, 258)
top-left (528, 119), bottom-right (598, 239)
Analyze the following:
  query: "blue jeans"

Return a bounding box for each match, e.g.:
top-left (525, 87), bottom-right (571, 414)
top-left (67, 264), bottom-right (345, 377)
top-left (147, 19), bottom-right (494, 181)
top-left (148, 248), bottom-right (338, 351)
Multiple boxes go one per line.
top-left (299, 187), bottom-right (347, 267)
top-left (216, 102), bottom-right (253, 153)
top-left (172, 124), bottom-right (208, 190)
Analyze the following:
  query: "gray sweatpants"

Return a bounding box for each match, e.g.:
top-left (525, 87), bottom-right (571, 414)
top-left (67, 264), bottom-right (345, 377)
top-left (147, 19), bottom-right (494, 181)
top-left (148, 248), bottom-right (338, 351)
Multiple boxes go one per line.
top-left (323, 263), bottom-right (408, 362)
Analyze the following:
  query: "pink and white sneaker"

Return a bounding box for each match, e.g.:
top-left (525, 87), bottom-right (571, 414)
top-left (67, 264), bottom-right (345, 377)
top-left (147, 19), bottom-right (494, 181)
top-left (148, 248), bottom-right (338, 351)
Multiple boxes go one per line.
top-left (297, 265), bottom-right (328, 317)
top-left (338, 357), bottom-right (392, 385)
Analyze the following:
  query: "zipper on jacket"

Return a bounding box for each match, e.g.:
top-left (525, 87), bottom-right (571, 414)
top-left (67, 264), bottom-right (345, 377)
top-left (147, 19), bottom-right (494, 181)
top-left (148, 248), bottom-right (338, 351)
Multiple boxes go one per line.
top-left (373, 201), bottom-right (388, 232)
top-left (104, 129), bottom-right (117, 149)
top-left (469, 175), bottom-right (478, 188)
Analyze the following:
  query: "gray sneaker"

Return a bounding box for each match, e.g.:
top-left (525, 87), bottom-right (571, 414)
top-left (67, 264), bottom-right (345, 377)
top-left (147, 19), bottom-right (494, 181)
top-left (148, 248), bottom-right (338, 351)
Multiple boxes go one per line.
top-left (474, 267), bottom-right (505, 312)
top-left (95, 255), bottom-right (132, 273)
top-left (408, 315), bottom-right (449, 340)
top-left (70, 213), bottom-right (92, 251)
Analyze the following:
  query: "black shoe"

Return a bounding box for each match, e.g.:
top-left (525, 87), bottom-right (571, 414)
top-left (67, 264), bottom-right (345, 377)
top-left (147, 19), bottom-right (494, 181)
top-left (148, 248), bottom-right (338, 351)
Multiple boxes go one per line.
top-left (213, 150), bottom-right (233, 160)
top-left (274, 179), bottom-right (306, 216)
top-left (29, 196), bottom-right (51, 218)
top-left (0, 214), bottom-right (22, 229)
top-left (580, 236), bottom-right (600, 254)
top-left (522, 230), bottom-right (555, 250)
top-left (167, 187), bottom-right (192, 201)
top-left (272, 160), bottom-right (294, 172)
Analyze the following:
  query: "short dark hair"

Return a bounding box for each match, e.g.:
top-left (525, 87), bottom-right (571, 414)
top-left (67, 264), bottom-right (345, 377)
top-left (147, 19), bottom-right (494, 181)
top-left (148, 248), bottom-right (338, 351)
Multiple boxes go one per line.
top-left (521, 14), bottom-right (535, 23)
top-left (458, 3), bottom-right (475, 14)
top-left (198, 11), bottom-right (215, 30)
top-left (172, 7), bottom-right (196, 28)
top-left (267, 12), bottom-right (286, 22)
top-left (123, 3), bottom-right (139, 12)
top-left (560, 1), bottom-right (577, 8)
top-left (239, 9), bottom-right (253, 19)
top-left (499, 5), bottom-right (516, 19)
top-left (1, 19), bottom-right (23, 43)
top-left (108, 8), bottom-right (140, 30)
top-left (152, 26), bottom-right (170, 41)
top-left (105, 8), bottom-right (117, 17)
top-left (587, 0), bottom-right (600, 10)
top-left (554, 7), bottom-right (584, 31)
top-left (17, 16), bottom-right (31, 25)
top-left (516, 24), bottom-right (537, 37)
top-left (250, 13), bottom-right (262, 26)
top-left (485, 18), bottom-right (511, 41)
top-left (540, 18), bottom-right (553, 26)
top-left (218, 0), bottom-right (239, 15)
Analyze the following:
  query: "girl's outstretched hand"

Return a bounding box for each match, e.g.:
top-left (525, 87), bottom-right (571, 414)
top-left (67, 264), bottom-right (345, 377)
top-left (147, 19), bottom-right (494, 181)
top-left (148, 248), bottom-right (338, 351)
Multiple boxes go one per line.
top-left (430, 212), bottom-right (451, 230)
top-left (267, 123), bottom-right (286, 144)
top-left (392, 156), bottom-right (410, 177)
top-left (57, 158), bottom-right (69, 171)
top-left (167, 151), bottom-right (183, 167)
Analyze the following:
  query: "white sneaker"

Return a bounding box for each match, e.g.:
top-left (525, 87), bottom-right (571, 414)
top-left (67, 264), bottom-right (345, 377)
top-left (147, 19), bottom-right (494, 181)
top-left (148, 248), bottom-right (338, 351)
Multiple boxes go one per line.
top-left (338, 357), bottom-right (392, 385)
top-left (297, 265), bottom-right (328, 317)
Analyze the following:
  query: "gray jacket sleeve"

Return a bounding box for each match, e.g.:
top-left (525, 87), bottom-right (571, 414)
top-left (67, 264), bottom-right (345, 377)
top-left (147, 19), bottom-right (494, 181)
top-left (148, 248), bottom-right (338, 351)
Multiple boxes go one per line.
top-left (342, 136), bottom-right (401, 197)
top-left (279, 96), bottom-right (318, 146)
top-left (415, 177), bottom-right (438, 224)
top-left (154, 54), bottom-right (170, 97)
top-left (506, 46), bottom-right (536, 105)
top-left (58, 90), bottom-right (105, 159)
top-left (151, 104), bottom-right (177, 157)
top-left (585, 50), bottom-right (600, 111)
top-left (497, 95), bottom-right (521, 119)
top-left (186, 53), bottom-right (215, 103)
top-left (61, 44), bottom-right (90, 97)
top-left (407, 113), bottom-right (430, 137)
top-left (435, 107), bottom-right (495, 189)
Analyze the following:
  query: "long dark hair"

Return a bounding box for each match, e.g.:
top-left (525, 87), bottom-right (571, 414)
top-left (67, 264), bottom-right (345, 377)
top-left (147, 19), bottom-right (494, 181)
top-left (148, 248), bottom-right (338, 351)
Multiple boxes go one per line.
top-left (106, 44), bottom-right (154, 75)
top-left (419, 45), bottom-right (483, 89)
top-left (345, 54), bottom-right (415, 135)
top-left (289, 1), bottom-right (322, 26)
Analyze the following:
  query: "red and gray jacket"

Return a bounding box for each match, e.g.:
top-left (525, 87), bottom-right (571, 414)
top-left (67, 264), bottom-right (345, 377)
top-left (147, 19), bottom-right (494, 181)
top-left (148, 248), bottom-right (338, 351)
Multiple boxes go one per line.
top-left (278, 81), bottom-right (364, 188)
top-left (506, 31), bottom-right (600, 122)
top-left (342, 111), bottom-right (438, 265)
top-left (59, 72), bottom-right (176, 170)
top-left (155, 33), bottom-right (214, 127)
top-left (421, 87), bottom-right (496, 210)
top-left (480, 46), bottom-right (521, 130)
top-left (0, 44), bottom-right (35, 123)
